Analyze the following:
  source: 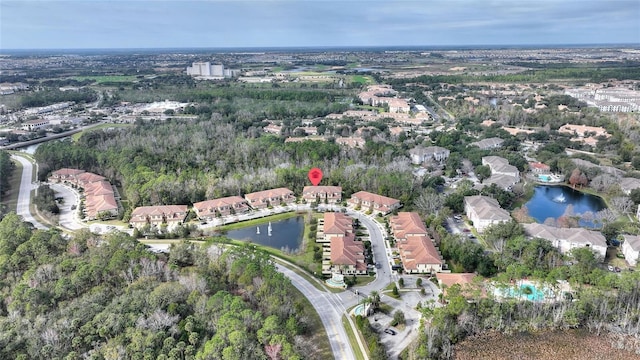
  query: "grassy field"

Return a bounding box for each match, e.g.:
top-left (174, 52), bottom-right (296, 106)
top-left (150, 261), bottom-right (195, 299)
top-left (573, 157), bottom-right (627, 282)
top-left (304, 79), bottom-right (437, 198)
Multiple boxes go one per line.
top-left (73, 75), bottom-right (138, 84)
top-left (72, 123), bottom-right (133, 141)
top-left (349, 75), bottom-right (375, 85)
top-left (343, 315), bottom-right (367, 360)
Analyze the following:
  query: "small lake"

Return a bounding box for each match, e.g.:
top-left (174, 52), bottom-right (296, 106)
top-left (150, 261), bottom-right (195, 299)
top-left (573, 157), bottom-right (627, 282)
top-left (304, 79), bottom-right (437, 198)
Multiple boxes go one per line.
top-left (224, 216), bottom-right (304, 253)
top-left (525, 185), bottom-right (607, 227)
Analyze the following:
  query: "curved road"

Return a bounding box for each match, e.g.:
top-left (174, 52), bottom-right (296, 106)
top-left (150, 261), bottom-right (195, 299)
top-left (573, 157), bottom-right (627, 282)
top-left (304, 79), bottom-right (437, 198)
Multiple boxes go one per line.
top-left (11, 154), bottom-right (48, 229)
top-left (275, 263), bottom-right (356, 360)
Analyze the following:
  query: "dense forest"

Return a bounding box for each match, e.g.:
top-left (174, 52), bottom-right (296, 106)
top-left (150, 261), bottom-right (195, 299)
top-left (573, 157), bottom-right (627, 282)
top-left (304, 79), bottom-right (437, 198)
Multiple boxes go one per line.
top-left (0, 212), bottom-right (324, 359)
top-left (35, 121), bottom-right (422, 213)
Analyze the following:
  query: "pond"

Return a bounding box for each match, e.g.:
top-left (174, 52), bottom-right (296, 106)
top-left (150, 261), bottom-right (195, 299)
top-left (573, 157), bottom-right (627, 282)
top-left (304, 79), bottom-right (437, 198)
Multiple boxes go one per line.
top-left (224, 216), bottom-right (304, 253)
top-left (525, 185), bottom-right (607, 227)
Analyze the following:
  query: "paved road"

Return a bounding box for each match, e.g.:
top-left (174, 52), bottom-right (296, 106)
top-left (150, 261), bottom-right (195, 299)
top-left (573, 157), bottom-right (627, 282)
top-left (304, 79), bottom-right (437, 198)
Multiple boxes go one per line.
top-left (275, 263), bottom-right (356, 360)
top-left (11, 154), bottom-right (48, 229)
top-left (49, 183), bottom-right (86, 230)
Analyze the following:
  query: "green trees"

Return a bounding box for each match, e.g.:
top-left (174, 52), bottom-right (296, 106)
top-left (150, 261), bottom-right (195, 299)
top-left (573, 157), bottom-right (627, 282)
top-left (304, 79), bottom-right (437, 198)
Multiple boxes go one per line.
top-left (0, 215), bottom-right (318, 359)
top-left (0, 151), bottom-right (15, 201)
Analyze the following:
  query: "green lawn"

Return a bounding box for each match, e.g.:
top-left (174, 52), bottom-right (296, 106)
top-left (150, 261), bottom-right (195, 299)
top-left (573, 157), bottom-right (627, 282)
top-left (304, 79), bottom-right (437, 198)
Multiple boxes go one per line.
top-left (72, 123), bottom-right (133, 141)
top-left (73, 75), bottom-right (138, 84)
top-left (349, 75), bottom-right (375, 85)
top-left (342, 315), bottom-right (367, 360)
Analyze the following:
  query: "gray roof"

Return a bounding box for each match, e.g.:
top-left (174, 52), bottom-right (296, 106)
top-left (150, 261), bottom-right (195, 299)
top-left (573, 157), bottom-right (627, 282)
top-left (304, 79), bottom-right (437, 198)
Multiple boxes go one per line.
top-left (470, 137), bottom-right (504, 149)
top-left (523, 223), bottom-right (607, 248)
top-left (622, 234), bottom-right (640, 251)
top-left (620, 178), bottom-right (640, 192)
top-left (464, 195), bottom-right (511, 222)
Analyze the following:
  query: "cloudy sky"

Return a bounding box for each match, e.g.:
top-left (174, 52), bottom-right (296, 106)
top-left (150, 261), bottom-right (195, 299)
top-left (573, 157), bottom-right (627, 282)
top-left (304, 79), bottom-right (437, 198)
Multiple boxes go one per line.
top-left (1, 0), bottom-right (639, 49)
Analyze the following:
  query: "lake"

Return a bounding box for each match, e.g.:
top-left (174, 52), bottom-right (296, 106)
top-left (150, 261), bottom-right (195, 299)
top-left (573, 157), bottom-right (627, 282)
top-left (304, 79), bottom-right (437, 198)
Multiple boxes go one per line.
top-left (525, 185), bottom-right (607, 227)
top-left (224, 216), bottom-right (304, 252)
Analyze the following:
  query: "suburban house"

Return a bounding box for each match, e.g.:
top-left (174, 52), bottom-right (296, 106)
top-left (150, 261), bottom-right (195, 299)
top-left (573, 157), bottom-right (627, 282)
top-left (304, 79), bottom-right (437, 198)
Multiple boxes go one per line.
top-left (482, 156), bottom-right (520, 190)
top-left (244, 187), bottom-right (295, 209)
top-left (409, 146), bottom-right (451, 165)
top-left (469, 137), bottom-right (504, 150)
top-left (464, 195), bottom-right (511, 233)
top-left (348, 191), bottom-right (401, 215)
top-left (85, 194), bottom-right (119, 220)
top-left (129, 205), bottom-right (189, 231)
top-left (318, 213), bottom-right (366, 276)
top-left (193, 196), bottom-right (250, 220)
top-left (621, 234), bottom-right (640, 267)
top-left (529, 162), bottom-right (551, 174)
top-left (302, 186), bottom-right (342, 204)
top-left (390, 212), bottom-right (443, 274)
top-left (523, 223), bottom-right (607, 260)
top-left (619, 178), bottom-right (640, 195)
top-left (435, 273), bottom-right (479, 297)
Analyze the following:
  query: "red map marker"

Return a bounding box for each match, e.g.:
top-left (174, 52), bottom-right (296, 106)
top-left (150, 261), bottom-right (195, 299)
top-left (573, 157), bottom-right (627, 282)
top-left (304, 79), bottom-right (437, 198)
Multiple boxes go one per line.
top-left (308, 168), bottom-right (323, 186)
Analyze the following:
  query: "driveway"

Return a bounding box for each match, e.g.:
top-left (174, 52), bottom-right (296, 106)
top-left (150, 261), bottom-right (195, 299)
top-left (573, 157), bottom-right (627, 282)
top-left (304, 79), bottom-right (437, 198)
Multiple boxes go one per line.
top-left (10, 154), bottom-right (48, 229)
top-left (49, 182), bottom-right (87, 230)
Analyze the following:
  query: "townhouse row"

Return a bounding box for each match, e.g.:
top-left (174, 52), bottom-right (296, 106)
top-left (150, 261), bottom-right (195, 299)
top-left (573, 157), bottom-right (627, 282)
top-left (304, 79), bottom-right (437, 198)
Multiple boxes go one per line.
top-left (128, 187), bottom-right (402, 231)
top-left (49, 168), bottom-right (119, 220)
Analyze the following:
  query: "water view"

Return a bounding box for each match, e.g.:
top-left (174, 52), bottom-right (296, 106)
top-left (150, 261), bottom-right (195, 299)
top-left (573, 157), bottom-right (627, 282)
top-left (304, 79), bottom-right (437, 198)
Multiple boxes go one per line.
top-left (224, 216), bottom-right (304, 252)
top-left (525, 185), bottom-right (607, 227)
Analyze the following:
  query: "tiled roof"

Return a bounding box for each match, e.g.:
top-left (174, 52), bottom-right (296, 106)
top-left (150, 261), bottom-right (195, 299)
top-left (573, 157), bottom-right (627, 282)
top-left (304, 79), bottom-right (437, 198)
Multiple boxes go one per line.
top-left (130, 205), bottom-right (188, 222)
top-left (324, 212), bottom-right (353, 235)
top-left (193, 196), bottom-right (247, 212)
top-left (244, 188), bottom-right (294, 202)
top-left (350, 191), bottom-right (400, 206)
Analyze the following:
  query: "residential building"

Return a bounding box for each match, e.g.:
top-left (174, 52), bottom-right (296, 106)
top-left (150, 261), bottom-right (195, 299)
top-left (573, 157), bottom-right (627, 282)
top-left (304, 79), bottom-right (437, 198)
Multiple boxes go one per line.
top-left (186, 62), bottom-right (239, 78)
top-left (390, 212), bottom-right (443, 274)
top-left (464, 195), bottom-right (511, 233)
top-left (319, 213), bottom-right (366, 275)
top-left (409, 146), bottom-right (450, 165)
top-left (482, 156), bottom-right (520, 190)
top-left (49, 168), bottom-right (85, 182)
top-left (523, 223), bottom-right (607, 260)
top-left (348, 191), bottom-right (401, 215)
top-left (244, 188), bottom-right (295, 209)
top-left (48, 168), bottom-right (118, 220)
top-left (263, 123), bottom-right (282, 135)
top-left (193, 196), bottom-right (250, 220)
top-left (619, 178), bottom-right (640, 195)
top-left (21, 119), bottom-right (49, 132)
top-left (435, 273), bottom-right (479, 297)
top-left (621, 234), bottom-right (640, 267)
top-left (469, 137), bottom-right (504, 150)
top-left (529, 162), bottom-right (551, 174)
top-left (130, 205), bottom-right (188, 231)
top-left (302, 186), bottom-right (342, 204)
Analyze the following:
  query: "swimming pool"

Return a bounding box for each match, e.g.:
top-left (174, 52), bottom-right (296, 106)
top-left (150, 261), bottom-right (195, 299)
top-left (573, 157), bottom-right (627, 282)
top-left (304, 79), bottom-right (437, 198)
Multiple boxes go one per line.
top-left (537, 174), bottom-right (551, 182)
top-left (495, 283), bottom-right (548, 302)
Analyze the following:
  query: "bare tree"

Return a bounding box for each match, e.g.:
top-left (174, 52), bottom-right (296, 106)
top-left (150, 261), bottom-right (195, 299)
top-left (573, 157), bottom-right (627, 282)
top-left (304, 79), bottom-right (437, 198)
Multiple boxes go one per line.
top-left (610, 196), bottom-right (634, 214)
top-left (414, 190), bottom-right (444, 216)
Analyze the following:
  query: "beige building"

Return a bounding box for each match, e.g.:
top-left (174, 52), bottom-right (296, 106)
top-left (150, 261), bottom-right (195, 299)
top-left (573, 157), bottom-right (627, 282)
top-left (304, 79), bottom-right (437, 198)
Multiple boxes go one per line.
top-left (244, 188), bottom-right (295, 209)
top-left (523, 223), bottom-right (607, 260)
top-left (193, 196), bottom-right (250, 220)
top-left (130, 205), bottom-right (188, 231)
top-left (390, 212), bottom-right (443, 274)
top-left (348, 191), bottom-right (401, 215)
top-left (302, 186), bottom-right (342, 204)
top-left (464, 195), bottom-right (511, 233)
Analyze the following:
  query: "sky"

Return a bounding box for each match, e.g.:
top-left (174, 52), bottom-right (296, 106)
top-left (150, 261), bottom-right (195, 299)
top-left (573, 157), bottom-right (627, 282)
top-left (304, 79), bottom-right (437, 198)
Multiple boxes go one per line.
top-left (1, 0), bottom-right (639, 49)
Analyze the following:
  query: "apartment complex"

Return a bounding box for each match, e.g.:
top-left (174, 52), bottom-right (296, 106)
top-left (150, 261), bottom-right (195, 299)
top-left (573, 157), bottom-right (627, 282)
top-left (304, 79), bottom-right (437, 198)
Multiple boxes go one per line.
top-left (130, 205), bottom-right (189, 231)
top-left (389, 212), bottom-right (443, 274)
top-left (193, 196), bottom-right (250, 220)
top-left (317, 212), bottom-right (366, 276)
top-left (49, 168), bottom-right (119, 220)
top-left (302, 186), bottom-right (342, 204)
top-left (523, 223), bottom-right (607, 260)
top-left (464, 195), bottom-right (511, 233)
top-left (348, 191), bottom-right (401, 215)
top-left (244, 188), bottom-right (295, 209)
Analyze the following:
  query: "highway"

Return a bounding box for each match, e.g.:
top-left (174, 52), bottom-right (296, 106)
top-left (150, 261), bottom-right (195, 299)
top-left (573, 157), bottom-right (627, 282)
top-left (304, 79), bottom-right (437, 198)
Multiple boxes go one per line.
top-left (11, 154), bottom-right (48, 229)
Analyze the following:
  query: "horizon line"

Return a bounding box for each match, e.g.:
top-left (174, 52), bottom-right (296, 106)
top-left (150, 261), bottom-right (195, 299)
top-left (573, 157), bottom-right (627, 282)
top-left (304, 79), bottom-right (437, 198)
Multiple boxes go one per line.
top-left (2, 42), bottom-right (639, 54)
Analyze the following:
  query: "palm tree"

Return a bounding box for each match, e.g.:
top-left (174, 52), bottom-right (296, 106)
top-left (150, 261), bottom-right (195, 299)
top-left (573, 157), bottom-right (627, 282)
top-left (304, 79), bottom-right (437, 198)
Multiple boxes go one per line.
top-left (369, 290), bottom-right (381, 310)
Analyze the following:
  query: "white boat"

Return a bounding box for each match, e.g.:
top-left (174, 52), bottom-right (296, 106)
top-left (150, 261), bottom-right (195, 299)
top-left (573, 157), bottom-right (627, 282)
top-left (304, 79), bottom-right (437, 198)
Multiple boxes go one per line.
top-left (553, 194), bottom-right (566, 203)
top-left (256, 226), bottom-right (260, 234)
top-left (268, 222), bottom-right (272, 236)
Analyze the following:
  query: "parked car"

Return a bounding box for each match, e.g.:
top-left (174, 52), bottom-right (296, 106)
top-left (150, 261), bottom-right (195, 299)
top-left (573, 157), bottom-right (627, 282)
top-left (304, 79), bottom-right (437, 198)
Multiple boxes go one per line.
top-left (607, 265), bottom-right (615, 272)
top-left (384, 328), bottom-right (396, 335)
top-left (462, 229), bottom-right (470, 233)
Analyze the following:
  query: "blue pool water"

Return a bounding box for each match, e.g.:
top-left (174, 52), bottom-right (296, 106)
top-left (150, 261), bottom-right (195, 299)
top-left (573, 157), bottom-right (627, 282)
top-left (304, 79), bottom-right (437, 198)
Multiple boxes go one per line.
top-left (537, 174), bottom-right (551, 182)
top-left (504, 284), bottom-right (546, 301)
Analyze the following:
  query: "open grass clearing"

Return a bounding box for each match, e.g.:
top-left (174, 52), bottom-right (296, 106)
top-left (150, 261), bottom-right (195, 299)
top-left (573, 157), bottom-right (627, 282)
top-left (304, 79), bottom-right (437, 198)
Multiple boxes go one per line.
top-left (342, 315), bottom-right (367, 360)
